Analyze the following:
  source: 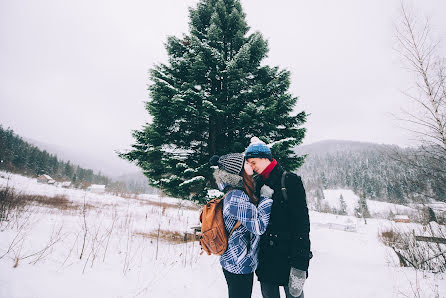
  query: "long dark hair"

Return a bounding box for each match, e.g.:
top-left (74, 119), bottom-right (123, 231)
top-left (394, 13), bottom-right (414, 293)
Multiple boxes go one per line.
top-left (242, 169), bottom-right (259, 205)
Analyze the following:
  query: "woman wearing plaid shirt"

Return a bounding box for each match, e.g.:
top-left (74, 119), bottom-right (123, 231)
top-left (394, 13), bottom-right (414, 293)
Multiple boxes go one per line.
top-left (210, 153), bottom-right (273, 298)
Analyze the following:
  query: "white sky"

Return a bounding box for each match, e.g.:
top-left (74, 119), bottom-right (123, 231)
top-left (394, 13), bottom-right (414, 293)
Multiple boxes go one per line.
top-left (1, 0), bottom-right (445, 176)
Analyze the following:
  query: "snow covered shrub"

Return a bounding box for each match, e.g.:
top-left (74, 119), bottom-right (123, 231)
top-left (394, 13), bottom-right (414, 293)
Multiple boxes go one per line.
top-left (405, 208), bottom-right (426, 224)
top-left (386, 209), bottom-right (395, 220)
top-left (437, 211), bottom-right (446, 225)
top-left (354, 195), bottom-right (371, 218)
top-left (320, 202), bottom-right (332, 214)
top-left (379, 224), bottom-right (446, 273)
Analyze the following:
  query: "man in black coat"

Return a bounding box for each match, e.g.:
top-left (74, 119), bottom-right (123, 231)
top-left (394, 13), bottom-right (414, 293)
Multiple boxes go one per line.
top-left (244, 138), bottom-right (312, 298)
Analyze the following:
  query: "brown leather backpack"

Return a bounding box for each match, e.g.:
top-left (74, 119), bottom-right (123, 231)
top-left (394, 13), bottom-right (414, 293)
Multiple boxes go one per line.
top-left (199, 193), bottom-right (241, 255)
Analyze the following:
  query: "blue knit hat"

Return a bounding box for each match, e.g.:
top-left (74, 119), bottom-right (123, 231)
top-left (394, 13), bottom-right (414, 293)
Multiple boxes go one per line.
top-left (244, 137), bottom-right (272, 160)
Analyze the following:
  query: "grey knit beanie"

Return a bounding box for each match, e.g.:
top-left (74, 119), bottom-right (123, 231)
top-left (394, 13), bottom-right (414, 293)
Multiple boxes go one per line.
top-left (209, 153), bottom-right (245, 176)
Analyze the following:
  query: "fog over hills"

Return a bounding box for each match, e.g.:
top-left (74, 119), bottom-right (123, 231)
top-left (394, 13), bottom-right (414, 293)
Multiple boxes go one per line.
top-left (20, 135), bottom-right (157, 193)
top-left (23, 136), bottom-right (140, 179)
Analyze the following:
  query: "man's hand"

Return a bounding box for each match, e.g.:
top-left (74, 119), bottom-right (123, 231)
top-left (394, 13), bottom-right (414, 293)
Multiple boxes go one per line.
top-left (288, 267), bottom-right (306, 297)
top-left (260, 185), bottom-right (274, 198)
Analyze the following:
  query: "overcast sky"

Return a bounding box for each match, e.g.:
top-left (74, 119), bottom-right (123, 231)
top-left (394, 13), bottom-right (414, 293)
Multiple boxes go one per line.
top-left (1, 0), bottom-right (445, 176)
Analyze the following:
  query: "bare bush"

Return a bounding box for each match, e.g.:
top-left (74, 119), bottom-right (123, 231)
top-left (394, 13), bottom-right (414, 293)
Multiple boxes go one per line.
top-left (79, 192), bottom-right (88, 260)
top-left (28, 194), bottom-right (86, 212)
top-left (1, 185), bottom-right (94, 219)
top-left (19, 223), bottom-right (65, 266)
top-left (134, 229), bottom-right (199, 244)
top-left (379, 228), bottom-right (405, 247)
top-left (0, 185), bottom-right (27, 230)
top-left (0, 210), bottom-right (33, 261)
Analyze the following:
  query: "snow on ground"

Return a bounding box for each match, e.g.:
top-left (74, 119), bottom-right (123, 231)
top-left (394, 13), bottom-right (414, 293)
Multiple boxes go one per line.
top-left (1, 172), bottom-right (445, 298)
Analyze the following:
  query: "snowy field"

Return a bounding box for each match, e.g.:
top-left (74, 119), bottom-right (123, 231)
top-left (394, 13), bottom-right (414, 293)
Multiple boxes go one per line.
top-left (0, 171), bottom-right (445, 298)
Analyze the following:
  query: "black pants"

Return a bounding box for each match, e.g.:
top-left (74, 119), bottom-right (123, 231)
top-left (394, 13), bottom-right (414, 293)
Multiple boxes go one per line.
top-left (222, 268), bottom-right (254, 298)
top-left (260, 282), bottom-right (304, 298)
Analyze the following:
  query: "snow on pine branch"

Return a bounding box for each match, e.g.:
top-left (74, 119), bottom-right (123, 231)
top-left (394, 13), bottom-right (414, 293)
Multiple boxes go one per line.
top-left (161, 145), bottom-right (194, 158)
top-left (208, 189), bottom-right (224, 198)
top-left (267, 137), bottom-right (296, 148)
top-left (179, 176), bottom-right (205, 187)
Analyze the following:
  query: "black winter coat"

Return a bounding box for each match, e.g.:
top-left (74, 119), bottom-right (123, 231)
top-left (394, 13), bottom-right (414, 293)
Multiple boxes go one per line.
top-left (255, 164), bottom-right (312, 285)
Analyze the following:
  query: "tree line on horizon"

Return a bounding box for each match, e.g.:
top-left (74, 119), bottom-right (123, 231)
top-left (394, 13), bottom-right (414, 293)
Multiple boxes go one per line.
top-left (0, 125), bottom-right (109, 188)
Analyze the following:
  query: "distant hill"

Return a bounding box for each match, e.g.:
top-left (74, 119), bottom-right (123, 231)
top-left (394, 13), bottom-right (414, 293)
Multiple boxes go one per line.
top-left (0, 125), bottom-right (153, 193)
top-left (296, 139), bottom-right (396, 156)
top-left (115, 171), bottom-right (159, 194)
top-left (294, 140), bottom-right (440, 205)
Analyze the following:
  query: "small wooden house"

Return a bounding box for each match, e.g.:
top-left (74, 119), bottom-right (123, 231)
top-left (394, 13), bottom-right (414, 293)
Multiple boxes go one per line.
top-left (88, 184), bottom-right (106, 194)
top-left (37, 174), bottom-right (56, 184)
top-left (394, 215), bottom-right (410, 223)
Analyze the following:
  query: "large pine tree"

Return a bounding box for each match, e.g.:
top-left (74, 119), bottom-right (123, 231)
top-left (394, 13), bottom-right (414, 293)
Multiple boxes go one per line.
top-left (120, 0), bottom-right (307, 202)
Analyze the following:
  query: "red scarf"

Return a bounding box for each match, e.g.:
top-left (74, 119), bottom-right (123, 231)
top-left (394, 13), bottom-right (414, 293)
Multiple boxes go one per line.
top-left (260, 159), bottom-right (277, 180)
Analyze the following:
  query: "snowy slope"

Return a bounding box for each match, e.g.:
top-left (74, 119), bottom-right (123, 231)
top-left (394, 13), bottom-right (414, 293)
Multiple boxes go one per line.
top-left (0, 172), bottom-right (445, 298)
top-left (323, 189), bottom-right (415, 217)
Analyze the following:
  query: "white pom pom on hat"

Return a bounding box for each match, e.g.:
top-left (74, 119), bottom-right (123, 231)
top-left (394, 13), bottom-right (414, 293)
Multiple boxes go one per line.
top-left (245, 136), bottom-right (272, 160)
top-left (250, 136), bottom-right (266, 145)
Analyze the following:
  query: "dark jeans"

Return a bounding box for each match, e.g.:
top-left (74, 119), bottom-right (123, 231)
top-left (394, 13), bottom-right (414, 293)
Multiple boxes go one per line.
top-left (223, 268), bottom-right (254, 298)
top-left (260, 282), bottom-right (304, 298)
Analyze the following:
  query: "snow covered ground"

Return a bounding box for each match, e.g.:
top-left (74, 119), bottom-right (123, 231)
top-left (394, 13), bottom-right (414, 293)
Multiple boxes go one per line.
top-left (0, 171), bottom-right (445, 298)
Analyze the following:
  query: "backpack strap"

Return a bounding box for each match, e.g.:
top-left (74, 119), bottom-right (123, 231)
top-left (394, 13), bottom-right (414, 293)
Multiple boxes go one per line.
top-left (221, 189), bottom-right (242, 238)
top-left (228, 221), bottom-right (242, 238)
top-left (281, 171), bottom-right (288, 202)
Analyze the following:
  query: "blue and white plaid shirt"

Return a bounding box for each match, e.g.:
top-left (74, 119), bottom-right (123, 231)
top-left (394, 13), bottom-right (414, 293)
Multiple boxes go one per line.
top-left (220, 189), bottom-right (273, 274)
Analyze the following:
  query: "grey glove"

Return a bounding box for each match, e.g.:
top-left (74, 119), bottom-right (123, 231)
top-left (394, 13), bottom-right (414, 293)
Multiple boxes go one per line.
top-left (288, 267), bottom-right (306, 297)
top-left (260, 185), bottom-right (274, 198)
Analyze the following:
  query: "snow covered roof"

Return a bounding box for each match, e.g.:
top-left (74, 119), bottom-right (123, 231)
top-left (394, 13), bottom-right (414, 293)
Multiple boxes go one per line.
top-left (394, 215), bottom-right (409, 220)
top-left (38, 174), bottom-right (53, 180)
top-left (89, 184), bottom-right (106, 190)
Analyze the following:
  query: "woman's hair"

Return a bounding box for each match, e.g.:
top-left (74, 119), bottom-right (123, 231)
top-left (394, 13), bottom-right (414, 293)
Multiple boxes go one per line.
top-left (242, 169), bottom-right (259, 205)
